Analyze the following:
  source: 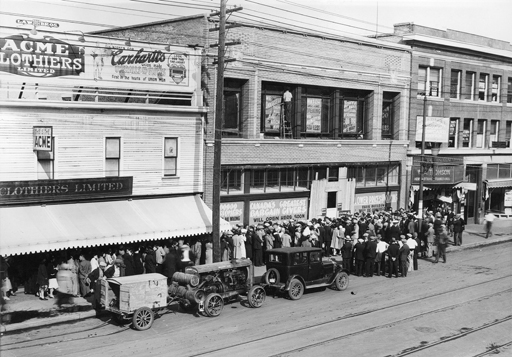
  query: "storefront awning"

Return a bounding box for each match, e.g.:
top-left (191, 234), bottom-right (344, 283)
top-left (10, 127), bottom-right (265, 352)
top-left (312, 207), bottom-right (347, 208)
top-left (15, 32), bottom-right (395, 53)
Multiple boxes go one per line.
top-left (486, 179), bottom-right (512, 188)
top-left (411, 185), bottom-right (434, 192)
top-left (453, 182), bottom-right (477, 191)
top-left (436, 195), bottom-right (453, 203)
top-left (0, 195), bottom-right (232, 256)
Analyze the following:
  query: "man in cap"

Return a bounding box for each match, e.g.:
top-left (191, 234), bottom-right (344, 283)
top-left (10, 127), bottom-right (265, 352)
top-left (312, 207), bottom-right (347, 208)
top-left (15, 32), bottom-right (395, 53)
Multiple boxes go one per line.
top-left (387, 237), bottom-right (400, 278)
top-left (253, 226), bottom-right (264, 266)
top-left (435, 224), bottom-right (449, 263)
top-left (364, 236), bottom-right (378, 277)
top-left (375, 235), bottom-right (388, 276)
top-left (341, 236), bottom-right (353, 273)
top-left (453, 213), bottom-right (465, 246)
top-left (406, 233), bottom-right (418, 271)
top-left (354, 237), bottom-right (366, 277)
top-left (399, 237), bottom-right (410, 277)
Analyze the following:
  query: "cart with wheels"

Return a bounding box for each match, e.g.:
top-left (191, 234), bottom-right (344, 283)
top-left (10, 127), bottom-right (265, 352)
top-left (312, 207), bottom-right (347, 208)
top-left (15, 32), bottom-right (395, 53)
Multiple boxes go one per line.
top-left (98, 273), bottom-right (168, 331)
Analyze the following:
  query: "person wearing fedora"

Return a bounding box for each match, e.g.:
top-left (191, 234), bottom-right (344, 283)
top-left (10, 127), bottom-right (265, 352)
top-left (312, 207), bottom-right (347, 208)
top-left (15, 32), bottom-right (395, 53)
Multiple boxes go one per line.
top-left (435, 224), bottom-right (449, 263)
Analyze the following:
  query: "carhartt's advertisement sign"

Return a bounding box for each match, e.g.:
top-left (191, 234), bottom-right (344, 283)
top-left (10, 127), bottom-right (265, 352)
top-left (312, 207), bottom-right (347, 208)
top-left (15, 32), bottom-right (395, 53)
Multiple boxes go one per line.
top-left (0, 27), bottom-right (196, 90)
top-left (0, 32), bottom-right (84, 77)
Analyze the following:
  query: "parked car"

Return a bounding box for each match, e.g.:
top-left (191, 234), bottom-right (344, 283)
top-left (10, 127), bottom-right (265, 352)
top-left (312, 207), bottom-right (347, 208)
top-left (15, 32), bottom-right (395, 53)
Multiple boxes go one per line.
top-left (261, 247), bottom-right (349, 300)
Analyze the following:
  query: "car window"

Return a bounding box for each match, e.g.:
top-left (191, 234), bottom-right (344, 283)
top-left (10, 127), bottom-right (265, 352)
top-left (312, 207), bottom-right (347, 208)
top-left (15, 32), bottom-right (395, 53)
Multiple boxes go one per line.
top-left (293, 252), bottom-right (308, 265)
top-left (310, 251), bottom-right (321, 263)
top-left (268, 253), bottom-right (283, 263)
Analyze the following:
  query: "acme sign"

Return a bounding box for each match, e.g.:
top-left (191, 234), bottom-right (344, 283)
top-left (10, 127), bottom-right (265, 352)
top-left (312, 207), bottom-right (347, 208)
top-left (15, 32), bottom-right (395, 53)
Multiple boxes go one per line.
top-left (0, 33), bottom-right (84, 78)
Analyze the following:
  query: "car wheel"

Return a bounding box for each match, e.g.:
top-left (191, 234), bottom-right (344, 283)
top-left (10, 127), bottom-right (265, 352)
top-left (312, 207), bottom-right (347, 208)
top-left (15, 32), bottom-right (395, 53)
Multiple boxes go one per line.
top-left (263, 268), bottom-right (280, 285)
top-left (287, 278), bottom-right (304, 300)
top-left (132, 307), bottom-right (154, 331)
top-left (333, 272), bottom-right (349, 291)
top-left (204, 293), bottom-right (224, 317)
top-left (247, 285), bottom-right (266, 308)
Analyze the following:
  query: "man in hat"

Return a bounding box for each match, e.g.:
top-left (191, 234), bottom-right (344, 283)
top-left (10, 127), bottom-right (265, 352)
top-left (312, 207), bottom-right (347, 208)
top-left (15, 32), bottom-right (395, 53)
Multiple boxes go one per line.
top-left (386, 219), bottom-right (401, 243)
top-left (453, 213), bottom-right (465, 246)
top-left (435, 224), bottom-right (449, 263)
top-left (341, 236), bottom-right (353, 273)
top-left (253, 226), bottom-right (264, 266)
top-left (399, 238), bottom-right (410, 277)
top-left (364, 236), bottom-right (378, 277)
top-left (387, 237), bottom-right (400, 278)
top-left (484, 210), bottom-right (496, 239)
top-left (406, 233), bottom-right (418, 271)
top-left (375, 235), bottom-right (388, 276)
top-left (354, 237), bottom-right (366, 277)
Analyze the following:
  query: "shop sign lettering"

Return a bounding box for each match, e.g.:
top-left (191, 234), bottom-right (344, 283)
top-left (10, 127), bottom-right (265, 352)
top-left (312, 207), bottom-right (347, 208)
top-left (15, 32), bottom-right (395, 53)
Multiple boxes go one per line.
top-left (354, 192), bottom-right (398, 212)
top-left (33, 126), bottom-right (52, 151)
top-left (220, 202), bottom-right (244, 225)
top-left (249, 198), bottom-right (308, 225)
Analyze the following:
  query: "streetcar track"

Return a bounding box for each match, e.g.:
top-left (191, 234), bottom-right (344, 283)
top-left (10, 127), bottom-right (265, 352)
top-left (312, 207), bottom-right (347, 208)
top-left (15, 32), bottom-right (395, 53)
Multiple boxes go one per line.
top-left (471, 340), bottom-right (512, 357)
top-left (186, 275), bottom-right (512, 357)
top-left (392, 315), bottom-right (512, 356)
top-left (3, 273), bottom-right (511, 354)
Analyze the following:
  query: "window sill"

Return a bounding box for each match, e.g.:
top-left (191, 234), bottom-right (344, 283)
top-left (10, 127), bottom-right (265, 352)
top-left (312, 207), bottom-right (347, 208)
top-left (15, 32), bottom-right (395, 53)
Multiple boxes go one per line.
top-left (162, 176), bottom-right (180, 181)
top-left (417, 95), bottom-right (444, 102)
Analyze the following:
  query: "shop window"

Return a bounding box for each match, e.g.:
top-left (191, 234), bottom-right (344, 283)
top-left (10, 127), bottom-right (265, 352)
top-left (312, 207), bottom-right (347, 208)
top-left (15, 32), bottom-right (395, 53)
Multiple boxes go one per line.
top-left (448, 118), bottom-right (459, 148)
top-left (281, 168), bottom-right (295, 192)
top-left (376, 167), bottom-right (387, 186)
top-left (250, 169), bottom-right (265, 193)
top-left (476, 120), bottom-right (486, 148)
top-left (462, 119), bottom-right (473, 148)
top-left (490, 120), bottom-right (499, 146)
top-left (450, 70), bottom-right (461, 99)
top-left (507, 77), bottom-right (512, 104)
top-left (487, 164), bottom-right (499, 180)
top-left (223, 78), bottom-right (245, 137)
top-left (365, 167), bottom-right (377, 187)
top-left (418, 66), bottom-right (442, 97)
top-left (105, 137), bottom-right (120, 177)
top-left (328, 167), bottom-right (339, 182)
top-left (387, 166), bottom-right (399, 185)
top-left (37, 138), bottom-right (54, 180)
top-left (479, 73), bottom-right (488, 101)
top-left (353, 165), bottom-right (399, 187)
top-left (221, 169), bottom-right (242, 195)
top-left (266, 169), bottom-right (280, 192)
top-left (297, 168), bottom-right (310, 189)
top-left (163, 137), bottom-right (178, 177)
top-left (381, 100), bottom-right (393, 139)
top-left (465, 72), bottom-right (476, 100)
top-left (341, 99), bottom-right (364, 138)
top-left (491, 75), bottom-right (501, 102)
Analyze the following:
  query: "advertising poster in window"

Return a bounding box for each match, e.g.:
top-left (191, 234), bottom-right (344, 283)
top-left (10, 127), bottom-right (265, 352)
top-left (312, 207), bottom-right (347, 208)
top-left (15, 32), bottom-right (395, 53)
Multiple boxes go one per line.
top-left (354, 191), bottom-right (398, 213)
top-left (220, 202), bottom-right (244, 226)
top-left (306, 98), bottom-right (322, 132)
top-left (264, 95), bottom-right (282, 132)
top-left (249, 198), bottom-right (308, 225)
top-left (415, 116), bottom-right (450, 142)
top-left (505, 190), bottom-right (512, 207)
top-left (343, 100), bottom-right (358, 133)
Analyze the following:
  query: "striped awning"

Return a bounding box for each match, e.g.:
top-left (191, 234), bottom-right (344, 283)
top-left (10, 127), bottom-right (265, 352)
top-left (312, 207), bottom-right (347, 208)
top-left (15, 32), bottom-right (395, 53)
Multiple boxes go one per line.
top-left (411, 185), bottom-right (434, 191)
top-left (454, 182), bottom-right (477, 191)
top-left (0, 195), bottom-right (232, 256)
top-left (486, 179), bottom-right (512, 188)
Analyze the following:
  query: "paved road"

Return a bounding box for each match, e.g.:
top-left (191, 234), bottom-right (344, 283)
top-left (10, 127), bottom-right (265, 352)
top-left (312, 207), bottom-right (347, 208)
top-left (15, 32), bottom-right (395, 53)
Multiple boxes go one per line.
top-left (1, 243), bottom-right (511, 357)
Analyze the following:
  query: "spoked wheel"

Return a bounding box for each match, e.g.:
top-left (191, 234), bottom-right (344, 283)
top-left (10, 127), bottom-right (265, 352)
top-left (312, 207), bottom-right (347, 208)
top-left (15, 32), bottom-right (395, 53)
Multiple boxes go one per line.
top-left (132, 307), bottom-right (154, 331)
top-left (287, 278), bottom-right (304, 300)
top-left (204, 293), bottom-right (224, 317)
top-left (247, 285), bottom-right (266, 308)
top-left (333, 272), bottom-right (349, 291)
top-left (263, 268), bottom-right (280, 285)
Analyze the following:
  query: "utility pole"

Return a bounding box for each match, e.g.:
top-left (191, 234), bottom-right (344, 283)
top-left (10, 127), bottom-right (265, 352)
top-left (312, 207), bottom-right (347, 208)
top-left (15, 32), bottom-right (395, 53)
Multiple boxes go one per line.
top-left (417, 94), bottom-right (427, 228)
top-left (210, 0), bottom-right (242, 262)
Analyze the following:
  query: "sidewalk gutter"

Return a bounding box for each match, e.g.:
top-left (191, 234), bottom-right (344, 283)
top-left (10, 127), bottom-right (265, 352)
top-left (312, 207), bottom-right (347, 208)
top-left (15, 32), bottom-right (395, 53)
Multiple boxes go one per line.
top-left (2, 236), bottom-right (511, 335)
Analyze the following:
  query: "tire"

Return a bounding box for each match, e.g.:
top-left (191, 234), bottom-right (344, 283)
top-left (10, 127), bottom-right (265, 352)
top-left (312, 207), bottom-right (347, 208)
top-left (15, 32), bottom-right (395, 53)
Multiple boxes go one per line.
top-left (287, 278), bottom-right (304, 300)
top-left (247, 285), bottom-right (266, 308)
top-left (263, 268), bottom-right (280, 285)
top-left (204, 293), bottom-right (224, 317)
top-left (333, 272), bottom-right (349, 291)
top-left (132, 307), bottom-right (154, 331)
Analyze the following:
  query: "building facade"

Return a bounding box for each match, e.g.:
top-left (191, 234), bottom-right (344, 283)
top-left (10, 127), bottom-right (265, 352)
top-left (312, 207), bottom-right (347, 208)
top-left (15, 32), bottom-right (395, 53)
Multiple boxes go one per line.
top-left (379, 23), bottom-right (512, 222)
top-left (0, 26), bottom-right (230, 256)
top-left (97, 14), bottom-right (412, 226)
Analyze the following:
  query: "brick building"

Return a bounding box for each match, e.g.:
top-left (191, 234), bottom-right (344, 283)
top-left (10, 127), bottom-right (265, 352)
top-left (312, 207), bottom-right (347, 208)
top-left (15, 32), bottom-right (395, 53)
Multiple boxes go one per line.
top-left (96, 14), bottom-right (412, 225)
top-left (378, 23), bottom-right (512, 223)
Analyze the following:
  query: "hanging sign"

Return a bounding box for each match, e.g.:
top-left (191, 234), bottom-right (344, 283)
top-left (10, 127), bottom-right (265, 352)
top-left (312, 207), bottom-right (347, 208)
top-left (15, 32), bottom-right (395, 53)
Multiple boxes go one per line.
top-left (33, 126), bottom-right (53, 151)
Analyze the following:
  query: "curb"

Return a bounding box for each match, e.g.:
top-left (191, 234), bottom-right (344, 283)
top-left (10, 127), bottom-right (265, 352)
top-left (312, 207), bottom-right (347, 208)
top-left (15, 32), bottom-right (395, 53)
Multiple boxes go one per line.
top-left (2, 237), bottom-right (511, 334)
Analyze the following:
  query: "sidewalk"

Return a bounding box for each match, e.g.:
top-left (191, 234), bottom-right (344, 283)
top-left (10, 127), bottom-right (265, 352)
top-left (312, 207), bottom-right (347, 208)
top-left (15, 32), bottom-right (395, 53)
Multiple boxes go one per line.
top-left (1, 219), bottom-right (510, 334)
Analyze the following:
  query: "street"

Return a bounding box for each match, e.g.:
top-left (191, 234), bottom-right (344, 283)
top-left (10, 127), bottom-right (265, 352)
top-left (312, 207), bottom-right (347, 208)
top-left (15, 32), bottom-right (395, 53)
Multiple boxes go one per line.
top-left (1, 242), bottom-right (511, 357)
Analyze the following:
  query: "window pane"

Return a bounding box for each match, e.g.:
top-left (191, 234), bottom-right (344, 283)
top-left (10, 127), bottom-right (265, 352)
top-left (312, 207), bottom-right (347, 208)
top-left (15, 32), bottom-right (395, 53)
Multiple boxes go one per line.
top-left (355, 167), bottom-right (364, 187)
top-left (106, 158), bottom-right (119, 177)
top-left (224, 92), bottom-right (239, 130)
top-left (297, 168), bottom-right (309, 189)
top-left (164, 138), bottom-right (177, 158)
top-left (376, 167), bottom-right (386, 186)
top-left (491, 75), bottom-right (500, 102)
top-left (315, 167), bottom-right (327, 180)
top-left (448, 118), bottom-right (458, 148)
top-left (430, 68), bottom-right (440, 96)
top-left (508, 77), bottom-right (512, 104)
top-left (499, 164), bottom-right (511, 179)
top-left (388, 166), bottom-right (399, 185)
top-left (229, 170), bottom-right (242, 193)
top-left (462, 119), bottom-right (472, 147)
top-left (450, 70), bottom-right (460, 99)
top-left (281, 168), bottom-right (295, 191)
top-left (306, 98), bottom-right (322, 132)
top-left (479, 73), bottom-right (487, 101)
top-left (418, 67), bottom-right (426, 92)
top-left (267, 169), bottom-right (279, 191)
top-left (487, 164), bottom-right (499, 180)
top-left (365, 167), bottom-right (376, 186)
top-left (250, 169), bottom-right (265, 192)
top-left (328, 167), bottom-right (339, 182)
top-left (343, 100), bottom-right (358, 133)
top-left (382, 101), bottom-right (392, 138)
top-left (164, 158), bottom-right (176, 176)
top-left (106, 138), bottom-right (120, 158)
top-left (465, 72), bottom-right (475, 100)
top-left (327, 191), bottom-right (337, 208)
top-left (221, 170), bottom-right (228, 193)
top-left (264, 95), bottom-right (282, 133)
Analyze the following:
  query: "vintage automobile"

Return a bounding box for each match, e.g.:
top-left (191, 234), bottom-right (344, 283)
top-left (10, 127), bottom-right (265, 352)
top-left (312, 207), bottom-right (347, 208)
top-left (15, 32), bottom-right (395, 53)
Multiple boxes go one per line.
top-left (168, 258), bottom-right (266, 317)
top-left (261, 247), bottom-right (349, 300)
top-left (98, 273), bottom-right (169, 331)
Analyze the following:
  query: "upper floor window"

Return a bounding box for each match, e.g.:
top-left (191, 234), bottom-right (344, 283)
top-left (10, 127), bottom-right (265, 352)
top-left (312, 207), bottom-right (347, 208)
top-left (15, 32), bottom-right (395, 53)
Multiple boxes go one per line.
top-left (506, 121), bottom-right (512, 148)
top-left (105, 137), bottom-right (120, 177)
top-left (221, 169), bottom-right (242, 194)
top-left (490, 120), bottom-right (499, 145)
top-left (450, 70), bottom-right (461, 99)
top-left (223, 78), bottom-right (246, 137)
top-left (382, 100), bottom-right (393, 139)
top-left (418, 66), bottom-right (442, 97)
top-left (487, 164), bottom-right (512, 180)
top-left (351, 165), bottom-right (399, 187)
top-left (476, 120), bottom-right (486, 148)
top-left (465, 72), bottom-right (476, 101)
top-left (479, 73), bottom-right (488, 101)
top-left (163, 137), bottom-right (178, 176)
top-left (462, 119), bottom-right (473, 148)
top-left (448, 118), bottom-right (459, 148)
top-left (507, 77), bottom-right (512, 104)
top-left (491, 75), bottom-right (501, 102)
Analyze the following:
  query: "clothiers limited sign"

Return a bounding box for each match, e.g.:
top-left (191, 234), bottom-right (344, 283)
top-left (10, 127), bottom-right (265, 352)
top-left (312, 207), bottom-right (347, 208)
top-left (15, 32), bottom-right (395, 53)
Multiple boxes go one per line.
top-left (0, 177), bottom-right (133, 204)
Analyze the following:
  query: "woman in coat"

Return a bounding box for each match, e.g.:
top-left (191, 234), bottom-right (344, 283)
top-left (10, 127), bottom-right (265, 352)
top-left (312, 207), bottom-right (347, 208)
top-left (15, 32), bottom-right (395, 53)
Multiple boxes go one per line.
top-left (37, 258), bottom-right (49, 300)
top-left (78, 254), bottom-right (92, 297)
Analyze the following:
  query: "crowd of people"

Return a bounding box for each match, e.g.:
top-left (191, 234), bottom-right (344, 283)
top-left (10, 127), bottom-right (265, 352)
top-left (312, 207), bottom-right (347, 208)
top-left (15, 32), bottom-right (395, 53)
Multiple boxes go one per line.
top-left (0, 206), bottom-right (465, 307)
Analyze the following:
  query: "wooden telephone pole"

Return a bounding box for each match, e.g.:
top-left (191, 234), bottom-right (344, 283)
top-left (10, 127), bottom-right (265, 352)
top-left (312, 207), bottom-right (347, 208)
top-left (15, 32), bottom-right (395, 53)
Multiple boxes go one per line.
top-left (210, 0), bottom-right (242, 262)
